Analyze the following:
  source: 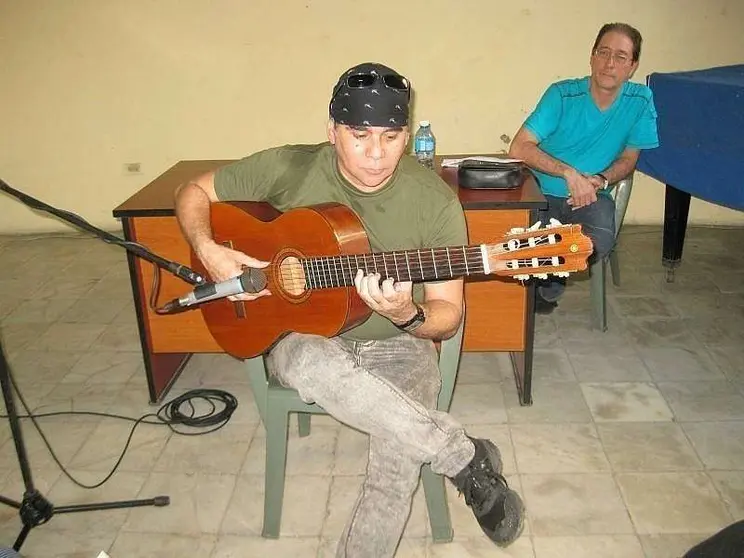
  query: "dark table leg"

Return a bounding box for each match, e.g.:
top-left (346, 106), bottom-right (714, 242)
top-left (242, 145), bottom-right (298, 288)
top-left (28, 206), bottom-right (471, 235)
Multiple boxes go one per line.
top-left (508, 208), bottom-right (537, 407)
top-left (662, 185), bottom-right (691, 283)
top-left (122, 218), bottom-right (192, 404)
top-left (509, 280), bottom-right (535, 406)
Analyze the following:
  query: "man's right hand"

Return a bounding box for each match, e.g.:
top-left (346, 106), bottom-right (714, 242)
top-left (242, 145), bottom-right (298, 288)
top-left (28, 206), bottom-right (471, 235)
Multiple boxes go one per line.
top-left (563, 168), bottom-right (598, 209)
top-left (195, 241), bottom-right (271, 301)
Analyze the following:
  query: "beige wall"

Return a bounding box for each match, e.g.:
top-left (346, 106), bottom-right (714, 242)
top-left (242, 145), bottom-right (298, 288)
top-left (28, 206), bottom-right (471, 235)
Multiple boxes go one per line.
top-left (1, 0), bottom-right (743, 234)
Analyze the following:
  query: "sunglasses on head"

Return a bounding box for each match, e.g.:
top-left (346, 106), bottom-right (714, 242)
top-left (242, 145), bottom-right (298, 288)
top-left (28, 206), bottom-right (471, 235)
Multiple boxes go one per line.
top-left (333, 72), bottom-right (410, 100)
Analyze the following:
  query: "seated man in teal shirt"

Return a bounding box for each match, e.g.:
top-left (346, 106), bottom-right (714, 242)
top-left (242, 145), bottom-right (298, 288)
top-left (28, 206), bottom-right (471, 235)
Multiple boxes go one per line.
top-left (509, 22), bottom-right (659, 313)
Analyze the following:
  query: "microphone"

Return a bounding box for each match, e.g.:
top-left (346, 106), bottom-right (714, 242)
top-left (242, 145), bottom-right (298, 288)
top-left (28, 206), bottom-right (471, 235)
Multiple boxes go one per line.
top-left (160, 267), bottom-right (268, 313)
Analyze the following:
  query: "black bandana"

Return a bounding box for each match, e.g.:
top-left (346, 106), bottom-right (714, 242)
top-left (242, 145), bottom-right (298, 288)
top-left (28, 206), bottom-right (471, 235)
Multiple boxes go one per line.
top-left (329, 62), bottom-right (410, 127)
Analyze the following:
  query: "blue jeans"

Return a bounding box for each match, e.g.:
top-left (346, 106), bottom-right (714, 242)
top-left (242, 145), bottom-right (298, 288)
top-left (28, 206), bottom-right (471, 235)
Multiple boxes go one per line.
top-left (537, 193), bottom-right (616, 302)
top-left (267, 332), bottom-right (475, 558)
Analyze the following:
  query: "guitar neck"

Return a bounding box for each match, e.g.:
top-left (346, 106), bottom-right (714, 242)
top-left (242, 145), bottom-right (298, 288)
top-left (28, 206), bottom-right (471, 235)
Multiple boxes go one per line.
top-left (302, 245), bottom-right (488, 289)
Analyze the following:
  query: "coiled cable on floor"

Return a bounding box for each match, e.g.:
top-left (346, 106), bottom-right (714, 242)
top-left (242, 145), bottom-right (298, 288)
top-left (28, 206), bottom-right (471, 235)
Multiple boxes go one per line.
top-left (2, 367), bottom-right (238, 490)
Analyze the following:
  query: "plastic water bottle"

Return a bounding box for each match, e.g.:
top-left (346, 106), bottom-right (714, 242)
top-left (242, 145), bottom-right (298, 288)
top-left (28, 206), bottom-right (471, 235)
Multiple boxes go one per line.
top-left (414, 121), bottom-right (436, 170)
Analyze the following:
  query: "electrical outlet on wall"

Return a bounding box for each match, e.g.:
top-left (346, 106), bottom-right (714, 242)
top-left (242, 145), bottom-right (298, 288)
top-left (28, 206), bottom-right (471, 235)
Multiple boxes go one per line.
top-left (124, 162), bottom-right (142, 174)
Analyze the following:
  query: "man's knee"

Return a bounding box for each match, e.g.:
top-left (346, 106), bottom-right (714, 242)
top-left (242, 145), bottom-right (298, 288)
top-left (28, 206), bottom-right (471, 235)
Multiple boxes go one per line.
top-left (589, 227), bottom-right (616, 261)
top-left (581, 196), bottom-right (616, 260)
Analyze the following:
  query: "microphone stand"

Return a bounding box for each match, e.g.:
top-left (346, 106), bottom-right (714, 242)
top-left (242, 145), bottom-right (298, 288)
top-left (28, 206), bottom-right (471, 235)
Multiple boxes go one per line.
top-left (0, 178), bottom-right (207, 551)
top-left (0, 179), bottom-right (206, 286)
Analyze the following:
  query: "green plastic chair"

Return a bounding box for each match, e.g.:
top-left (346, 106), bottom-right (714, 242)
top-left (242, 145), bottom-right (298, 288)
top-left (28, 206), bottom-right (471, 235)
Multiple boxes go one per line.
top-left (590, 174), bottom-right (634, 330)
top-left (245, 316), bottom-right (466, 541)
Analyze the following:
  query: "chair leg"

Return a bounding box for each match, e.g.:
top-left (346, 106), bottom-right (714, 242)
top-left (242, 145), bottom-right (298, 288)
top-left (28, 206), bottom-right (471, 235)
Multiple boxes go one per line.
top-left (297, 412), bottom-right (311, 438)
top-left (421, 464), bottom-right (453, 543)
top-left (609, 250), bottom-right (621, 287)
top-left (262, 403), bottom-right (290, 538)
top-left (590, 258), bottom-right (608, 332)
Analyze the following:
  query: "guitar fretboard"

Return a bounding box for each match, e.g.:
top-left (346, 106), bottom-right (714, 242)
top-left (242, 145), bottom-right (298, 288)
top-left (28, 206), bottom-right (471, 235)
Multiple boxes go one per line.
top-left (301, 246), bottom-right (487, 289)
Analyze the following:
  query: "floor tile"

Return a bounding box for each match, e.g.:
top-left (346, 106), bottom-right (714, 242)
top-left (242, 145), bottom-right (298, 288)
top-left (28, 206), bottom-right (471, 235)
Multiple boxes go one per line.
top-left (521, 473), bottom-right (633, 535)
top-left (638, 534), bottom-right (715, 558)
top-left (511, 423), bottom-right (610, 473)
top-left (568, 352), bottom-right (652, 383)
top-left (109, 532), bottom-right (217, 558)
top-left (428, 536), bottom-right (535, 557)
top-left (597, 422), bottom-right (702, 471)
top-left (708, 471), bottom-right (744, 518)
top-left (121, 471), bottom-right (237, 535)
top-left (450, 383), bottom-right (507, 424)
top-left (616, 472), bottom-right (732, 534)
top-left (682, 421), bottom-right (744, 470)
top-left (505, 380), bottom-right (592, 424)
top-left (213, 535), bottom-right (319, 558)
top-left (221, 474), bottom-right (330, 537)
top-left (153, 422), bottom-right (254, 475)
top-left (657, 382), bottom-right (744, 421)
top-left (637, 345), bottom-right (726, 382)
top-left (532, 535), bottom-right (644, 557)
top-left (242, 425), bottom-right (337, 477)
top-left (580, 382), bottom-right (673, 422)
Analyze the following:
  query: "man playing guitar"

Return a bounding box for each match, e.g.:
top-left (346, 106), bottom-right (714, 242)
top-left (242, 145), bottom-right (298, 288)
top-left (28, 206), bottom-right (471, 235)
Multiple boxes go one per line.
top-left (174, 62), bottom-right (525, 557)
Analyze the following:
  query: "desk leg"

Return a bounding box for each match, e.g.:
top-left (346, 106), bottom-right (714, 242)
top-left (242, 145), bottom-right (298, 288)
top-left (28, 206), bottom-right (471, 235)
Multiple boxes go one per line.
top-left (662, 185), bottom-right (691, 283)
top-left (509, 278), bottom-right (535, 406)
top-left (122, 218), bottom-right (192, 404)
top-left (507, 207), bottom-right (537, 407)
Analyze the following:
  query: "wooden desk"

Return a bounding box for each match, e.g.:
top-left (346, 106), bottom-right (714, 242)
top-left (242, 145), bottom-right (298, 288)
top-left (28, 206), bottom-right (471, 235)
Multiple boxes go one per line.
top-left (113, 157), bottom-right (546, 405)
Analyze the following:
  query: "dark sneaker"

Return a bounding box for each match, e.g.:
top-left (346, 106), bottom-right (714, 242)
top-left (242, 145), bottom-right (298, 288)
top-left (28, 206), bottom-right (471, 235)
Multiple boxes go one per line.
top-left (451, 438), bottom-right (525, 546)
top-left (535, 292), bottom-right (558, 315)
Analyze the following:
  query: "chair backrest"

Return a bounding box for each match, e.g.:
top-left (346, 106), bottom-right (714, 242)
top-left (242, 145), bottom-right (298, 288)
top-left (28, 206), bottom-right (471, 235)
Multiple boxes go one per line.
top-left (435, 312), bottom-right (465, 412)
top-left (608, 173), bottom-right (635, 238)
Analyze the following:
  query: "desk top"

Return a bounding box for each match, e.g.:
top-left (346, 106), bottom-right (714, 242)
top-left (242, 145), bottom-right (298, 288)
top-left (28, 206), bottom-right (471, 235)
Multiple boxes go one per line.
top-left (113, 155), bottom-right (546, 218)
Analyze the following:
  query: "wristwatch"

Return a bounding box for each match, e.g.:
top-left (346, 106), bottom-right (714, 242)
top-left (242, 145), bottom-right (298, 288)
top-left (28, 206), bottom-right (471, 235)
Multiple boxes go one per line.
top-left (395, 304), bottom-right (426, 333)
top-left (595, 173), bottom-right (610, 190)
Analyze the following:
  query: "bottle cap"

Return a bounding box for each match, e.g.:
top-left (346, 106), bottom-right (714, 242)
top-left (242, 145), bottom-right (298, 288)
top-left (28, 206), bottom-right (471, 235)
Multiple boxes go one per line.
top-left (419, 120), bottom-right (430, 127)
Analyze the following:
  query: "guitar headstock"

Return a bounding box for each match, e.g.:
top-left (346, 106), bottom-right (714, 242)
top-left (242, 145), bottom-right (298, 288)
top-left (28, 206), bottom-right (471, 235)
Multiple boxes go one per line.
top-left (487, 219), bottom-right (594, 280)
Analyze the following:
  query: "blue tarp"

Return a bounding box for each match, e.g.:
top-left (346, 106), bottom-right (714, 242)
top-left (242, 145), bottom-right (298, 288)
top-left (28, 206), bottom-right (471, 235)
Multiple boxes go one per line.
top-left (637, 64), bottom-right (744, 211)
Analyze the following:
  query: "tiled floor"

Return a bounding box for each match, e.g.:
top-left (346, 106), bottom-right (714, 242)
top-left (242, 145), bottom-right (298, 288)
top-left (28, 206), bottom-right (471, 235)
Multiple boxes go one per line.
top-left (0, 224), bottom-right (742, 557)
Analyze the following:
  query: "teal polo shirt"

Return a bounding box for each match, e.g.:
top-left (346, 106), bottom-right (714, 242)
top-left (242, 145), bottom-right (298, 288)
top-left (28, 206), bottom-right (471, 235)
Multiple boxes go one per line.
top-left (524, 77), bottom-right (659, 198)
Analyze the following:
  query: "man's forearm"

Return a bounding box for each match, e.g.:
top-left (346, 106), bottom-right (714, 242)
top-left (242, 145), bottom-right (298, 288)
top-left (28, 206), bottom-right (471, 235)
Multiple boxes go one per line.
top-left (599, 154), bottom-right (637, 185)
top-left (174, 182), bottom-right (216, 255)
top-left (510, 141), bottom-right (573, 178)
top-left (406, 299), bottom-right (462, 340)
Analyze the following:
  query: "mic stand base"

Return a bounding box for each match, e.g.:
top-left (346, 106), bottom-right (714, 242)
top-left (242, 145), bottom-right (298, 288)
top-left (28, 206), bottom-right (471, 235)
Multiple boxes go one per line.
top-left (0, 337), bottom-right (170, 553)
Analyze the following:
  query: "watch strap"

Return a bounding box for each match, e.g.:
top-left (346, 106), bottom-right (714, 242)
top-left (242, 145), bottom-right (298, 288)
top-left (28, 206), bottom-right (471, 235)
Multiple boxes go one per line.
top-left (395, 304), bottom-right (425, 332)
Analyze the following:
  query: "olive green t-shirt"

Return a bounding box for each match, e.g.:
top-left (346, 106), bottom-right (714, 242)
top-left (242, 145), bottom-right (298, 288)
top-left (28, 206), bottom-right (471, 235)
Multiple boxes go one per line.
top-left (213, 142), bottom-right (468, 341)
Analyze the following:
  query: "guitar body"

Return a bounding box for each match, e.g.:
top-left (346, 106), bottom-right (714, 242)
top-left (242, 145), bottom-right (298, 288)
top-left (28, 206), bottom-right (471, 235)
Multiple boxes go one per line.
top-left (193, 202), bottom-right (372, 358)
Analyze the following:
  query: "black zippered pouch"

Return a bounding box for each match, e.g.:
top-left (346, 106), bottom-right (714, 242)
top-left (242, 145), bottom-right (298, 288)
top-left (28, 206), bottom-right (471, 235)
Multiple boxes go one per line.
top-left (457, 159), bottom-right (525, 189)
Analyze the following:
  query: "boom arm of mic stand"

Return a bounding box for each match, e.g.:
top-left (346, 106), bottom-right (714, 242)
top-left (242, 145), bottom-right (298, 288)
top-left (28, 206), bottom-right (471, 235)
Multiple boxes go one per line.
top-left (0, 178), bottom-right (206, 286)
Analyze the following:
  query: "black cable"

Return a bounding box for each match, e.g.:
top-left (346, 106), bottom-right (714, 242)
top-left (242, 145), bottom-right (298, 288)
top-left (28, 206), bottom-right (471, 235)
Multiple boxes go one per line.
top-left (2, 365), bottom-right (237, 490)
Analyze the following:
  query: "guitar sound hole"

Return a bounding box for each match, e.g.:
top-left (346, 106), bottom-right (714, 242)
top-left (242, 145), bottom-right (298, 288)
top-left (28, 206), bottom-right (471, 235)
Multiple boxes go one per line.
top-left (278, 256), bottom-right (307, 296)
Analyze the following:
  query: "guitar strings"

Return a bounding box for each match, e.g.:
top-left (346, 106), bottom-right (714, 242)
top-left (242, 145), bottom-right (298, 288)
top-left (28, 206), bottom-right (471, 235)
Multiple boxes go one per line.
top-left (274, 234), bottom-right (565, 290)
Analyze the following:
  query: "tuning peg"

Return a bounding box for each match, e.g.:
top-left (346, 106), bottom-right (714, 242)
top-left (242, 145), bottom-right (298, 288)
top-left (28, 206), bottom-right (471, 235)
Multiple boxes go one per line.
top-left (545, 218), bottom-right (564, 229)
top-left (513, 274), bottom-right (531, 281)
top-left (508, 227), bottom-right (525, 234)
top-left (527, 220), bottom-right (543, 231)
top-left (535, 273), bottom-right (549, 279)
top-left (553, 271), bottom-right (570, 278)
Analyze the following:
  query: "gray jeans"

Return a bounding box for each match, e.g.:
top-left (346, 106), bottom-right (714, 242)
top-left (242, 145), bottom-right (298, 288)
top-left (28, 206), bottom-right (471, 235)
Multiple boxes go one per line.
top-left (267, 332), bottom-right (475, 558)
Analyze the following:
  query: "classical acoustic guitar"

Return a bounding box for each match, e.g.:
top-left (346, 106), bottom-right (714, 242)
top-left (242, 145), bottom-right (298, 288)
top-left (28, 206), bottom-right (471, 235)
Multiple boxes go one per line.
top-left (188, 201), bottom-right (593, 358)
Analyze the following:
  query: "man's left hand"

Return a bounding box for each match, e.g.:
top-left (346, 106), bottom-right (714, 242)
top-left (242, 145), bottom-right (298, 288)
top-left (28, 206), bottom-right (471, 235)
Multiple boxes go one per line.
top-left (354, 270), bottom-right (417, 324)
